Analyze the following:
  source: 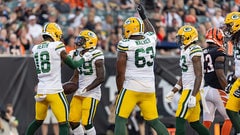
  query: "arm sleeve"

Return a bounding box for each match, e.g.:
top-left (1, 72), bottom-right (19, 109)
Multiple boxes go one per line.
top-left (63, 55), bottom-right (84, 69)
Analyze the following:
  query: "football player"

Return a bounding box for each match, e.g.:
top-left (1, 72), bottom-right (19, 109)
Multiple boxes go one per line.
top-left (114, 3), bottom-right (169, 135)
top-left (25, 22), bottom-right (90, 135)
top-left (224, 11), bottom-right (240, 134)
top-left (165, 25), bottom-right (210, 135)
top-left (68, 30), bottom-right (105, 135)
top-left (202, 27), bottom-right (232, 134)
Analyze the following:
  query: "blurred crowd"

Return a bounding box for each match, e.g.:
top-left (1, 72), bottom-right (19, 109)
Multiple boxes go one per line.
top-left (0, 103), bottom-right (19, 135)
top-left (0, 0), bottom-right (237, 56)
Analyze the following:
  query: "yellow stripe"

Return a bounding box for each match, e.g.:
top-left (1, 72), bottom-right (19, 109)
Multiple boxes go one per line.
top-left (117, 45), bottom-right (128, 51)
top-left (55, 43), bottom-right (65, 50)
top-left (190, 49), bottom-right (202, 55)
top-left (93, 52), bottom-right (103, 58)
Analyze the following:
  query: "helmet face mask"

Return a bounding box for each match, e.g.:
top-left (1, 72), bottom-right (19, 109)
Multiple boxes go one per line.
top-left (42, 23), bottom-right (63, 41)
top-left (176, 35), bottom-right (184, 46)
top-left (123, 17), bottom-right (144, 39)
top-left (176, 25), bottom-right (198, 46)
top-left (78, 30), bottom-right (98, 50)
top-left (223, 26), bottom-right (231, 38)
top-left (74, 36), bottom-right (86, 47)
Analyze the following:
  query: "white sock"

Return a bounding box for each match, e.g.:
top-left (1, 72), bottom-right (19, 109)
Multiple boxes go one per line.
top-left (85, 127), bottom-right (96, 135)
top-left (72, 124), bottom-right (84, 135)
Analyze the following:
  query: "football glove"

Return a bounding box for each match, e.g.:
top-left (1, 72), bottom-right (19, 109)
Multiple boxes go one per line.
top-left (76, 88), bottom-right (87, 95)
top-left (188, 96), bottom-right (196, 108)
top-left (82, 52), bottom-right (92, 62)
top-left (225, 73), bottom-right (236, 94)
top-left (165, 91), bottom-right (175, 103)
top-left (136, 4), bottom-right (146, 20)
top-left (234, 88), bottom-right (240, 98)
top-left (34, 94), bottom-right (46, 102)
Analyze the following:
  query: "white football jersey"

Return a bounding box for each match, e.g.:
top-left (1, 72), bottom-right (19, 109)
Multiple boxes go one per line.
top-left (73, 49), bottom-right (104, 100)
top-left (180, 44), bottom-right (204, 90)
top-left (117, 32), bottom-right (157, 93)
top-left (32, 41), bottom-right (65, 94)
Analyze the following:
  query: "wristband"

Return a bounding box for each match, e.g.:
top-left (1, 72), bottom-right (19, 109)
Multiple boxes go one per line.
top-left (174, 84), bottom-right (182, 90)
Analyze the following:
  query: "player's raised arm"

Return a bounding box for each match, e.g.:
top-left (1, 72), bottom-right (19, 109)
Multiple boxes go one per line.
top-left (136, 3), bottom-right (155, 33)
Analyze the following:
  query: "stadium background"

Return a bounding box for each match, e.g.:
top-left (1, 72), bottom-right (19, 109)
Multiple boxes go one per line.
top-left (0, 55), bottom-right (234, 134)
top-left (0, 0), bottom-right (237, 134)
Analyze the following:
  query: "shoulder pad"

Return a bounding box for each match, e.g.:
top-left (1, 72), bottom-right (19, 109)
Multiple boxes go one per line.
top-left (117, 40), bottom-right (129, 51)
top-left (145, 32), bottom-right (154, 36)
top-left (189, 44), bottom-right (202, 55)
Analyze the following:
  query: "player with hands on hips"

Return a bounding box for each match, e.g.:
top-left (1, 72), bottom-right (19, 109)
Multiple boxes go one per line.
top-left (115, 2), bottom-right (169, 135)
top-left (67, 30), bottom-right (105, 135)
top-left (168, 25), bottom-right (210, 135)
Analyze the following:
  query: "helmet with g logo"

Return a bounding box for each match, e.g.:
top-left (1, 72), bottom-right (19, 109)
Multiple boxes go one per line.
top-left (224, 12), bottom-right (240, 37)
top-left (75, 30), bottom-right (98, 50)
top-left (42, 23), bottom-right (63, 41)
top-left (176, 25), bottom-right (198, 46)
top-left (123, 17), bottom-right (144, 39)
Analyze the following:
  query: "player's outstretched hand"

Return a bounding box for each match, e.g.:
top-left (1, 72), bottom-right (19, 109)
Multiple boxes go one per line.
top-left (136, 4), bottom-right (146, 20)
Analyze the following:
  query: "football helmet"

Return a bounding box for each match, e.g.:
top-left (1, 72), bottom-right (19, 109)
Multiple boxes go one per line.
top-left (123, 17), bottom-right (144, 39)
top-left (42, 23), bottom-right (63, 41)
top-left (224, 12), bottom-right (240, 37)
top-left (75, 30), bottom-right (98, 50)
top-left (205, 27), bottom-right (224, 47)
top-left (176, 25), bottom-right (198, 46)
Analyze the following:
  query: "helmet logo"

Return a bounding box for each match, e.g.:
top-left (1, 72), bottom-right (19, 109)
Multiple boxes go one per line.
top-left (125, 19), bottom-right (131, 25)
top-left (88, 32), bottom-right (96, 38)
top-left (183, 27), bottom-right (192, 32)
top-left (232, 14), bottom-right (239, 20)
